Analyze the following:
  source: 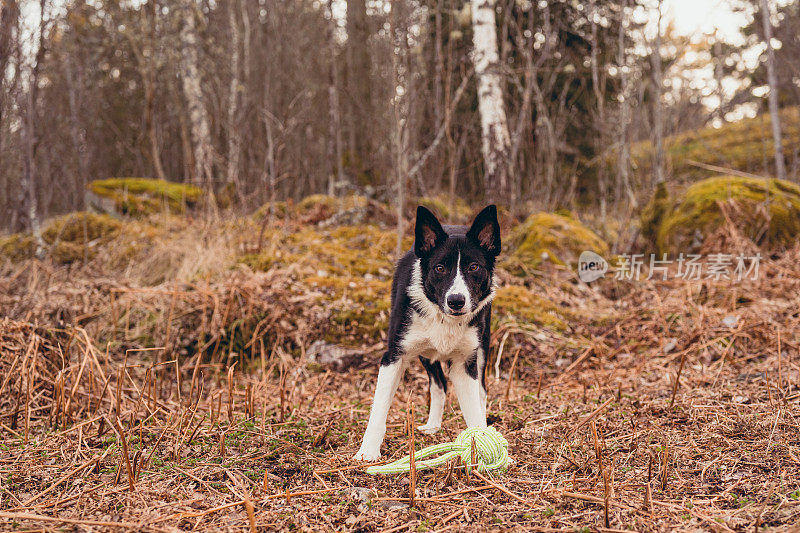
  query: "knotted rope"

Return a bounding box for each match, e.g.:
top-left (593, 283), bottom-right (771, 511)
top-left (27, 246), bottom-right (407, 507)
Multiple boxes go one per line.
top-left (366, 426), bottom-right (510, 475)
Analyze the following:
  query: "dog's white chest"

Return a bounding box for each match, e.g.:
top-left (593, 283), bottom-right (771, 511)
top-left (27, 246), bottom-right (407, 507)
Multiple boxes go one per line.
top-left (401, 311), bottom-right (479, 361)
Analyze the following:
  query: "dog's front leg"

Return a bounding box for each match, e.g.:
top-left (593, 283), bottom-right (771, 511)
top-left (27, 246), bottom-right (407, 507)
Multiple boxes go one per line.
top-left (353, 358), bottom-right (406, 461)
top-left (450, 359), bottom-right (487, 428)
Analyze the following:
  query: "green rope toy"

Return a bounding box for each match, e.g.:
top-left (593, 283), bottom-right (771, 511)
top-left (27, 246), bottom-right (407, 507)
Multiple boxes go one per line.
top-left (366, 426), bottom-right (510, 475)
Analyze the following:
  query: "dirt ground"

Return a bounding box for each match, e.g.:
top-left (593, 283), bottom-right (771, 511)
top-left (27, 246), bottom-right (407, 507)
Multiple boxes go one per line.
top-left (2, 226), bottom-right (800, 532)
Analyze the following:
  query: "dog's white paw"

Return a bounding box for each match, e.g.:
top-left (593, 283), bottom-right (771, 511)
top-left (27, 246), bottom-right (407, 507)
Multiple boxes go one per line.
top-left (353, 447), bottom-right (381, 461)
top-left (417, 424), bottom-right (441, 435)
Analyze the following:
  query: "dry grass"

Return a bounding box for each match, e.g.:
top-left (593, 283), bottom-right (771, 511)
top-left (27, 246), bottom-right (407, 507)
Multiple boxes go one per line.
top-left (1, 215), bottom-right (800, 531)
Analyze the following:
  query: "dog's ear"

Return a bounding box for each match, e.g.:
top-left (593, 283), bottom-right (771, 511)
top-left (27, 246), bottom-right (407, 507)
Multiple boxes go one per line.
top-left (466, 205), bottom-right (501, 256)
top-left (414, 206), bottom-right (448, 258)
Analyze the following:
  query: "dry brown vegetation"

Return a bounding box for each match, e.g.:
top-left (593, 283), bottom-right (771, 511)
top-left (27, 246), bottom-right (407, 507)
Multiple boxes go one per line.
top-left (1, 204), bottom-right (800, 532)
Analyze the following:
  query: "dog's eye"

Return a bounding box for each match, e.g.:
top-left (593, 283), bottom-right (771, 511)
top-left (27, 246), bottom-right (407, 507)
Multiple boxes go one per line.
top-left (434, 264), bottom-right (446, 274)
top-left (468, 263), bottom-right (480, 272)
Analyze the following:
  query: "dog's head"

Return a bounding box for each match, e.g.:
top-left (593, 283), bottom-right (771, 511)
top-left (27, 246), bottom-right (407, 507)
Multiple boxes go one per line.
top-left (413, 205), bottom-right (501, 317)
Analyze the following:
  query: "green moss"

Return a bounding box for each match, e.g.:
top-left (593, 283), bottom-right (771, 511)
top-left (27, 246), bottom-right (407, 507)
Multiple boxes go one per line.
top-left (502, 212), bottom-right (608, 275)
top-left (89, 178), bottom-right (203, 216)
top-left (417, 196), bottom-right (473, 223)
top-left (654, 176), bottom-right (800, 253)
top-left (252, 201), bottom-right (290, 221)
top-left (0, 233), bottom-right (35, 262)
top-left (627, 107), bottom-right (800, 185)
top-left (42, 212), bottom-right (122, 244)
top-left (297, 194), bottom-right (339, 217)
top-left (1, 212), bottom-right (122, 264)
top-left (493, 285), bottom-right (569, 331)
top-left (306, 275), bottom-right (392, 342)
top-left (241, 224), bottom-right (412, 277)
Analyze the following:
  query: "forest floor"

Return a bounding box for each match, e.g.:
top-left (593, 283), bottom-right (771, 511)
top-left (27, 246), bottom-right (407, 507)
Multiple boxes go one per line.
top-left (1, 210), bottom-right (800, 531)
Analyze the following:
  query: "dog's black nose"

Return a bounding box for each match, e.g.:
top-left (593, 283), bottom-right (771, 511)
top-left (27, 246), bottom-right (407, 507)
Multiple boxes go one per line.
top-left (447, 294), bottom-right (466, 310)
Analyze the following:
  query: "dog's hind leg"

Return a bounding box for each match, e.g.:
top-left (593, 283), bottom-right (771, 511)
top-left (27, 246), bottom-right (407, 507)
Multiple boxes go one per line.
top-left (353, 357), bottom-right (406, 461)
top-left (418, 357), bottom-right (446, 434)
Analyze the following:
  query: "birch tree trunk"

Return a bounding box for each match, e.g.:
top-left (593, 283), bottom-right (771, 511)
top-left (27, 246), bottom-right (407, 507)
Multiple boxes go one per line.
top-left (20, 0), bottom-right (46, 253)
top-left (471, 0), bottom-right (512, 205)
top-left (226, 0), bottom-right (244, 201)
top-left (179, 0), bottom-right (214, 189)
top-left (651, 0), bottom-right (666, 185)
top-left (760, 0), bottom-right (787, 181)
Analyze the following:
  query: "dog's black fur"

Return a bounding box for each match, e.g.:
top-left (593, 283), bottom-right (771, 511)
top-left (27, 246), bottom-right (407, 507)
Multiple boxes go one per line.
top-left (354, 205), bottom-right (501, 461)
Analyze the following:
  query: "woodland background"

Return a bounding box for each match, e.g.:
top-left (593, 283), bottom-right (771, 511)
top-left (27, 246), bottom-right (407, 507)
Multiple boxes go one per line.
top-left (1, 0), bottom-right (799, 231)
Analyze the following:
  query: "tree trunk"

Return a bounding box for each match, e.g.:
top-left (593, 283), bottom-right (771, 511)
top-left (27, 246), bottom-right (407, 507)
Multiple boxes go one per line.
top-left (713, 34), bottom-right (725, 124)
top-left (179, 0), bottom-right (214, 189)
top-left (327, 0), bottom-right (344, 197)
top-left (616, 0), bottom-right (636, 208)
top-left (471, 0), bottom-right (512, 205)
top-left (346, 0), bottom-right (371, 179)
top-left (226, 0), bottom-right (245, 202)
top-left (760, 0), bottom-right (787, 181)
top-left (651, 0), bottom-right (666, 185)
top-left (64, 54), bottom-right (89, 210)
top-left (0, 0), bottom-right (19, 218)
top-left (21, 0), bottom-right (47, 253)
top-left (391, 0), bottom-right (409, 257)
top-left (0, 0), bottom-right (17, 82)
top-left (590, 0), bottom-right (607, 222)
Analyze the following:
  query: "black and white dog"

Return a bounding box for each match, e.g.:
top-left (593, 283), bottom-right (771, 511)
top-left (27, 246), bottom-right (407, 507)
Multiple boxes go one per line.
top-left (354, 205), bottom-right (501, 461)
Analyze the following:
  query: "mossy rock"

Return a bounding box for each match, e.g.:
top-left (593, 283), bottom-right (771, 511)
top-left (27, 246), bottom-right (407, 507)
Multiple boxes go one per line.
top-left (502, 212), bottom-right (609, 275)
top-left (296, 194), bottom-right (340, 222)
top-left (260, 194), bottom-right (394, 226)
top-left (0, 233), bottom-right (36, 262)
top-left (252, 201), bottom-right (290, 221)
top-left (0, 212), bottom-right (123, 264)
top-left (240, 224), bottom-right (411, 277)
top-left (88, 178), bottom-right (204, 217)
top-left (652, 176), bottom-right (800, 253)
top-left (42, 212), bottom-right (122, 244)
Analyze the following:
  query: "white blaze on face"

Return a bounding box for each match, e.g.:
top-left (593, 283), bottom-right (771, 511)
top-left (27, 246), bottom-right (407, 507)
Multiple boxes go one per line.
top-left (445, 252), bottom-right (472, 314)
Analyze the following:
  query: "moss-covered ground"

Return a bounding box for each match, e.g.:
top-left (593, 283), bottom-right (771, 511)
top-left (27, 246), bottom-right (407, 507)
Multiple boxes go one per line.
top-left (626, 106), bottom-right (800, 185)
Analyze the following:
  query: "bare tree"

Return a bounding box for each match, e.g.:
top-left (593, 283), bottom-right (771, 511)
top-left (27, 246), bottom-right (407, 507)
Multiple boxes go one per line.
top-left (20, 0), bottom-right (48, 253)
top-left (590, 0), bottom-right (608, 222)
top-left (760, 0), bottom-right (787, 181)
top-left (651, 0), bottom-right (666, 185)
top-left (178, 0), bottom-right (214, 189)
top-left (226, 0), bottom-right (245, 201)
top-left (346, 0), bottom-right (372, 178)
top-left (391, 0), bottom-right (410, 256)
top-left (471, 0), bottom-right (512, 205)
top-left (327, 0), bottom-right (344, 197)
top-left (616, 0), bottom-right (636, 207)
top-left (125, 1), bottom-right (169, 183)
top-left (713, 31), bottom-right (725, 123)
